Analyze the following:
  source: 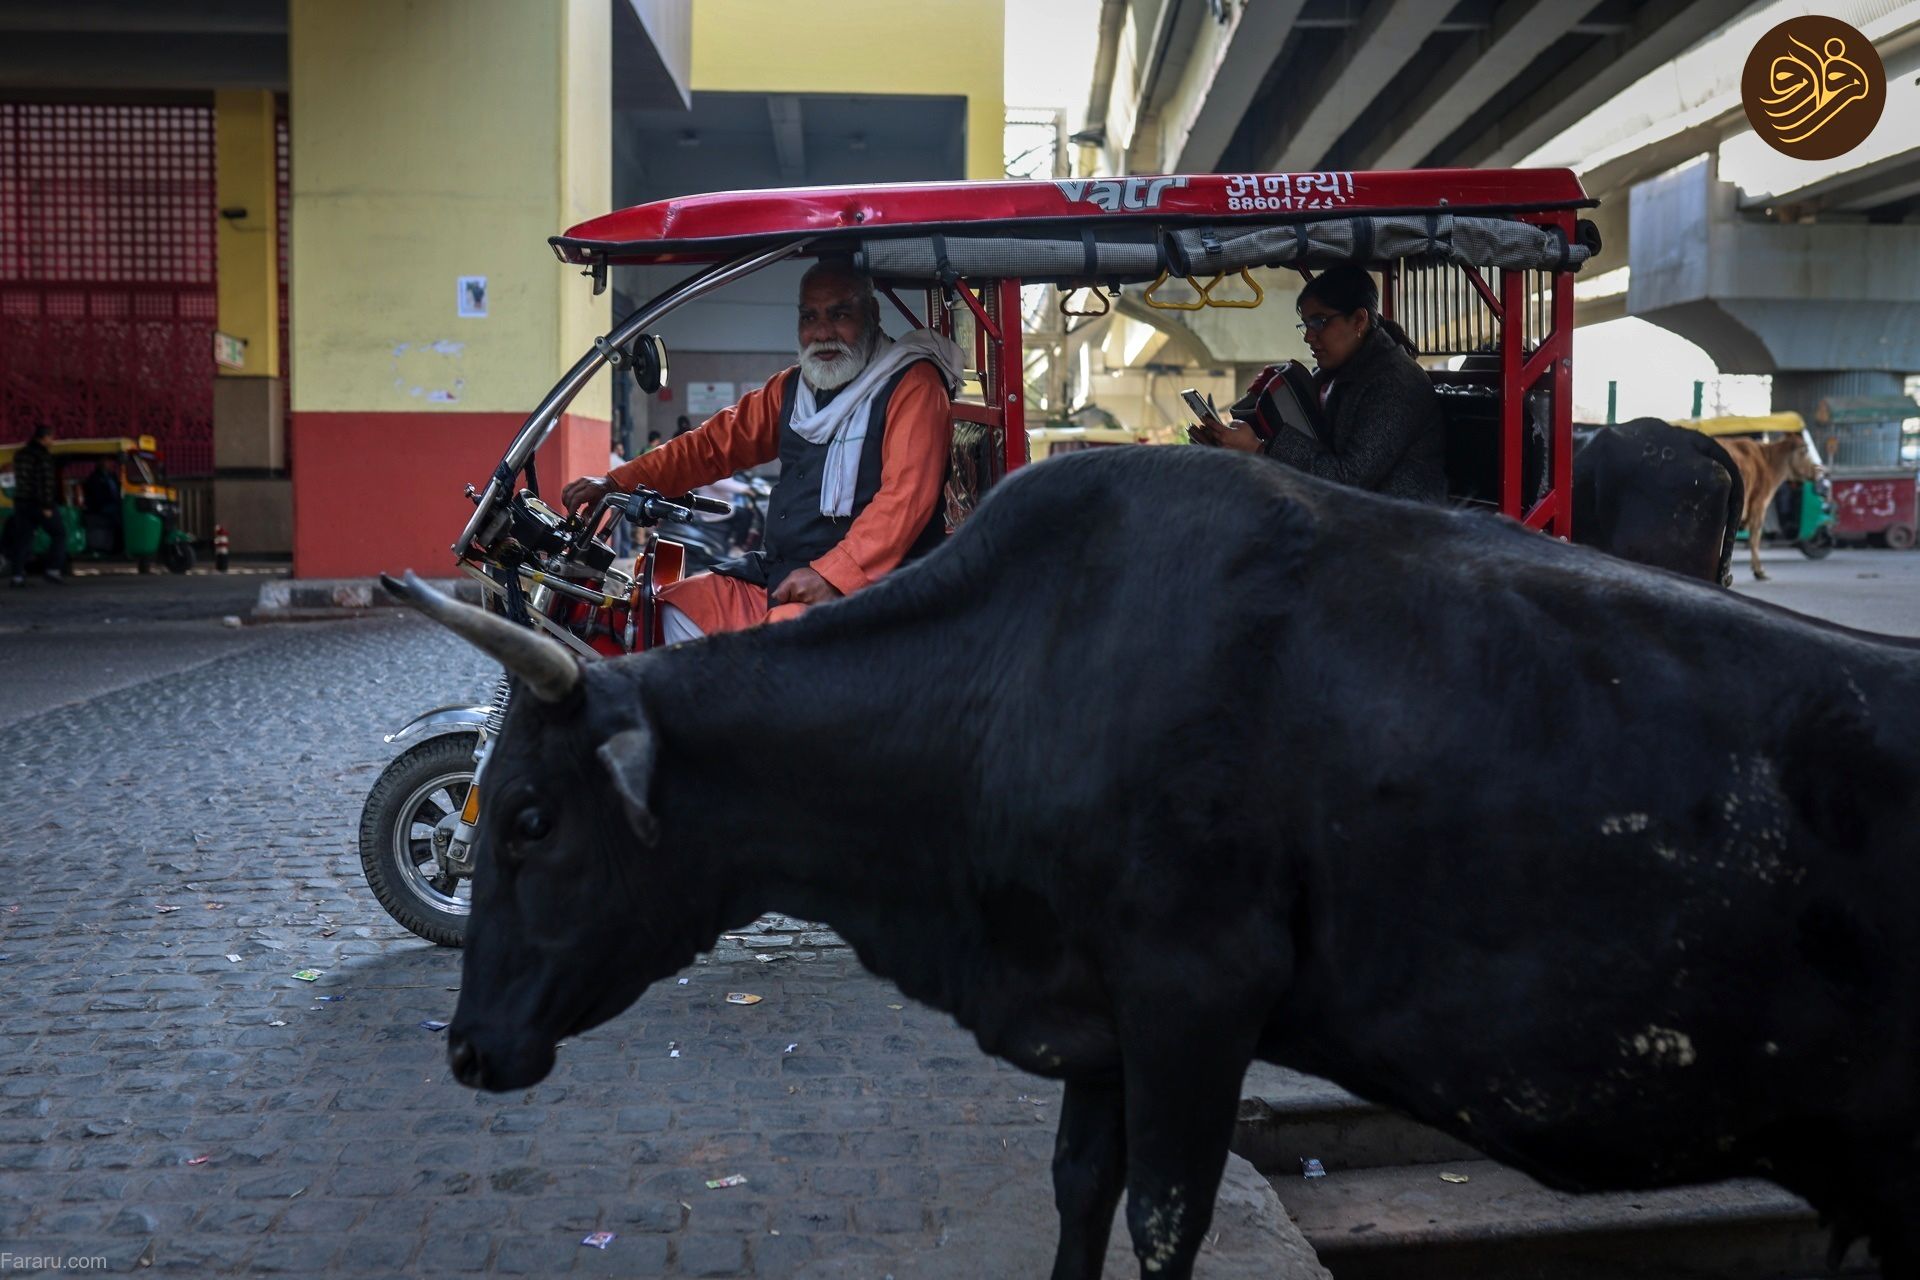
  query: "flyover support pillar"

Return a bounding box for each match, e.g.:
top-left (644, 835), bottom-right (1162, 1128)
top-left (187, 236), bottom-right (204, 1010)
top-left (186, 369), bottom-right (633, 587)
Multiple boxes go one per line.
top-left (1628, 159), bottom-right (1920, 410)
top-left (1771, 372), bottom-right (1907, 428)
top-left (287, 0), bottom-right (611, 578)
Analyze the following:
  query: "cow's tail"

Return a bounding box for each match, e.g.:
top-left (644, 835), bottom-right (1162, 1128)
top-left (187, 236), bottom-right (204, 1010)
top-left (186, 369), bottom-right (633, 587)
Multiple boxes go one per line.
top-left (1696, 434), bottom-right (1745, 586)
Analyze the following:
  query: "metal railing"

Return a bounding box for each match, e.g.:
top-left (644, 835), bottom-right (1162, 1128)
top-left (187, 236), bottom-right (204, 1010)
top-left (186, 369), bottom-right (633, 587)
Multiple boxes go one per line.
top-left (1396, 261), bottom-right (1553, 360)
top-left (173, 478), bottom-right (212, 540)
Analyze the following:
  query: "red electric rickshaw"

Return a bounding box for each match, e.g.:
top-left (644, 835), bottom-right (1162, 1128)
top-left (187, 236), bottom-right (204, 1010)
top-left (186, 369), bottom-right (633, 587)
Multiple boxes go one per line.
top-left (360, 168), bottom-right (1600, 945)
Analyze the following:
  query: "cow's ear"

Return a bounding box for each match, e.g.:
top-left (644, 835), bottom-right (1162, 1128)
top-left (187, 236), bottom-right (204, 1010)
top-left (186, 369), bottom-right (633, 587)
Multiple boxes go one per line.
top-left (596, 727), bottom-right (659, 844)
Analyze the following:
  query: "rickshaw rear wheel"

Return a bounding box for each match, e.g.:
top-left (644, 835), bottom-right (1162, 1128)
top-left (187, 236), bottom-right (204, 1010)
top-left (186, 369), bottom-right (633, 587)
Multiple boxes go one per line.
top-left (163, 540), bottom-right (196, 574)
top-left (1799, 527), bottom-right (1835, 559)
top-left (1886, 524), bottom-right (1916, 551)
top-left (358, 733), bottom-right (478, 947)
top-left (137, 556), bottom-right (152, 574)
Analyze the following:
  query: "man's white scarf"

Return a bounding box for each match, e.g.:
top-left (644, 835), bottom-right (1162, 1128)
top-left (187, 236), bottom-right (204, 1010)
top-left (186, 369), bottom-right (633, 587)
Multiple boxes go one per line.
top-left (789, 328), bottom-right (965, 516)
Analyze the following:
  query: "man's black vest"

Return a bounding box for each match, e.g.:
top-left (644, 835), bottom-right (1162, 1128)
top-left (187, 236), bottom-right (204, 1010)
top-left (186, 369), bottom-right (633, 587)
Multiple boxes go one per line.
top-left (716, 363), bottom-right (946, 599)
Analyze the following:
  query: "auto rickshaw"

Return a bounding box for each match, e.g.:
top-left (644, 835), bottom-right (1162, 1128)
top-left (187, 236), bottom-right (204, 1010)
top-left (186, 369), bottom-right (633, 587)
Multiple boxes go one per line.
top-left (359, 165), bottom-right (1602, 945)
top-left (0, 434), bottom-right (198, 574)
top-left (1675, 412), bottom-right (1836, 558)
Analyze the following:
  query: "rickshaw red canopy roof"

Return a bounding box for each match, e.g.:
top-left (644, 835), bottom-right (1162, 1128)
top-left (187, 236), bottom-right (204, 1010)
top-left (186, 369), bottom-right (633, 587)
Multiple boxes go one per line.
top-left (553, 169), bottom-right (1593, 265)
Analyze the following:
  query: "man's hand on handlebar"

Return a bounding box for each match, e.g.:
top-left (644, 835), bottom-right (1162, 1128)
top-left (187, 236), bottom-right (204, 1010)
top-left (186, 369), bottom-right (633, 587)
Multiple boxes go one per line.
top-left (562, 475), bottom-right (616, 514)
top-left (770, 567), bottom-right (841, 607)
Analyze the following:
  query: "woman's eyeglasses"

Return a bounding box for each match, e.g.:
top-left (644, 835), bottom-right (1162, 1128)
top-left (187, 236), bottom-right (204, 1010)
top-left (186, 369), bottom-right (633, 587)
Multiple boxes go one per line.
top-left (1294, 312), bottom-right (1345, 334)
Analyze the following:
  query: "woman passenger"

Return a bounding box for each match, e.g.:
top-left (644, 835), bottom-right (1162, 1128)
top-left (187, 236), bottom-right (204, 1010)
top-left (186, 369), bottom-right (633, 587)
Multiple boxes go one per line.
top-left (1190, 264), bottom-right (1446, 504)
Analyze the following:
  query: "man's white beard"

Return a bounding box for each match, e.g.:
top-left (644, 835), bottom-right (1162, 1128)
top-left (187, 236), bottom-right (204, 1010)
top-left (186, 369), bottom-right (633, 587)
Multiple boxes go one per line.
top-left (800, 330), bottom-right (875, 391)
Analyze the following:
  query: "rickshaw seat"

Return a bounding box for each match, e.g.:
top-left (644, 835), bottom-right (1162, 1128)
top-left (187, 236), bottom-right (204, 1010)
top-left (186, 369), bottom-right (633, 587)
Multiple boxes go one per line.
top-left (943, 418), bottom-right (999, 532)
top-left (83, 513), bottom-right (117, 553)
top-left (1430, 369), bottom-right (1548, 510)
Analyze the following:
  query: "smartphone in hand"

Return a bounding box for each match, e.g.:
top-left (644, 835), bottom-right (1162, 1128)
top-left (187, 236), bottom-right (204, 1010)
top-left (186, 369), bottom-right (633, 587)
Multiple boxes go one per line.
top-left (1180, 388), bottom-right (1225, 428)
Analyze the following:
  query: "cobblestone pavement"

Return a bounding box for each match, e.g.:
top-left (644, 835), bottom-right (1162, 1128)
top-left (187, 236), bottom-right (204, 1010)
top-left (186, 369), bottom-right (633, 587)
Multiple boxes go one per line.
top-left (0, 572), bottom-right (277, 727)
top-left (0, 616), bottom-right (1312, 1277)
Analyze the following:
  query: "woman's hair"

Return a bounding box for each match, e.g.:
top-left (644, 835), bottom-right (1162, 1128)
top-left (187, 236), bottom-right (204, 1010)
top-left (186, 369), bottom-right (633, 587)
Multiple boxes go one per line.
top-left (1298, 265), bottom-right (1418, 357)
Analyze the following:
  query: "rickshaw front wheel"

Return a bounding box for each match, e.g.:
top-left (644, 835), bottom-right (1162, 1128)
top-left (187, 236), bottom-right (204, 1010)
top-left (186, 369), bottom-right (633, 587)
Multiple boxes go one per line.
top-left (1799, 527), bottom-right (1835, 559)
top-left (358, 733), bottom-right (478, 947)
top-left (163, 540), bottom-right (196, 574)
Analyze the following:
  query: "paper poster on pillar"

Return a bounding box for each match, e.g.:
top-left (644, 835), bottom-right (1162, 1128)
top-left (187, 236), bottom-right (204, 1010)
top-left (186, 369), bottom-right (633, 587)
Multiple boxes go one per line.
top-left (458, 276), bottom-right (488, 318)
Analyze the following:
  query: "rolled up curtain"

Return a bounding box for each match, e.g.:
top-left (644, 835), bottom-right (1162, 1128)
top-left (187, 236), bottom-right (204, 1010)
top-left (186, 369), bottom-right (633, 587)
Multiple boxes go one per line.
top-left (852, 214), bottom-right (1594, 287)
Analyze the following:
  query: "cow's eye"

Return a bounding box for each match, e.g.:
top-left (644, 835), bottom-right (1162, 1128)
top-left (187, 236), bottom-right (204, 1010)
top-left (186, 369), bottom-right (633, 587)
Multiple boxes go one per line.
top-left (513, 806), bottom-right (552, 842)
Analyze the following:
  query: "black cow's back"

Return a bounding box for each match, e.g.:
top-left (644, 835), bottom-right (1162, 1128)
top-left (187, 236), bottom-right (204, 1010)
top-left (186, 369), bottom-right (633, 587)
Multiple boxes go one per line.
top-left (1573, 418), bottom-right (1743, 582)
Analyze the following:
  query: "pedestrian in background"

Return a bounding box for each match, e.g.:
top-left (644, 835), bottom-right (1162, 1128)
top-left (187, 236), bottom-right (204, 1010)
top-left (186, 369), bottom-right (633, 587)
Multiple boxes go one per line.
top-left (8, 423), bottom-right (67, 587)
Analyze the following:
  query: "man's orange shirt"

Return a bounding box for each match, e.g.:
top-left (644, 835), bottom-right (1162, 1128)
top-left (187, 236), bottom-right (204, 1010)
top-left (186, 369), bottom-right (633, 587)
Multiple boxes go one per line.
top-left (609, 362), bottom-right (952, 595)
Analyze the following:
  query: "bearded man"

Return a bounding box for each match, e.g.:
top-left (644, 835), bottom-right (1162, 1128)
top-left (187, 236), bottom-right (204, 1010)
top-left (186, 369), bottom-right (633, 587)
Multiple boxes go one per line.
top-left (562, 259), bottom-right (961, 642)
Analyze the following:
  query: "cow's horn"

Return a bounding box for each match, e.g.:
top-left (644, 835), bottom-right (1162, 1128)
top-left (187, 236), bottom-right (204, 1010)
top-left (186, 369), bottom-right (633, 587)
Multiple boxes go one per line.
top-left (379, 571), bottom-right (581, 702)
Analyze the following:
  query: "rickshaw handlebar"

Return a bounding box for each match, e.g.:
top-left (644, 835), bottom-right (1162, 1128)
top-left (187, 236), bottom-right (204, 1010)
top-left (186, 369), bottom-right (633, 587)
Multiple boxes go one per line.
top-left (603, 489), bottom-right (733, 526)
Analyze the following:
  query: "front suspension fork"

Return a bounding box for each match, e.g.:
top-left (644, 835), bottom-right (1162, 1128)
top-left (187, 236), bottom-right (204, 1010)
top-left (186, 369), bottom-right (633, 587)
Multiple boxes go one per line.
top-left (443, 674), bottom-right (512, 873)
top-left (439, 733), bottom-right (490, 875)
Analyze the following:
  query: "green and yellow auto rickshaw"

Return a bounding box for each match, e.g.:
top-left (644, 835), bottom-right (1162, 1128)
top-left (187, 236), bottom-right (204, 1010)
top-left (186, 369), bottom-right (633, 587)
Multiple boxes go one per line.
top-left (0, 434), bottom-right (198, 574)
top-left (1675, 412), bottom-right (1837, 558)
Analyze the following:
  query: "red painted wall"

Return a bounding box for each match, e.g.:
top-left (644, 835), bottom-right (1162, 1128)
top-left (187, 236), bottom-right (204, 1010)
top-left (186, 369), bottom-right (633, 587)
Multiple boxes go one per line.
top-left (290, 411), bottom-right (610, 579)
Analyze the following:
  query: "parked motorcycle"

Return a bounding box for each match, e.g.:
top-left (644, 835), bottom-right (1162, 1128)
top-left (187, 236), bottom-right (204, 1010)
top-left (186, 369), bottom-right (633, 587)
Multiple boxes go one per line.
top-left (353, 301), bottom-right (773, 945)
top-left (358, 476), bottom-right (725, 944)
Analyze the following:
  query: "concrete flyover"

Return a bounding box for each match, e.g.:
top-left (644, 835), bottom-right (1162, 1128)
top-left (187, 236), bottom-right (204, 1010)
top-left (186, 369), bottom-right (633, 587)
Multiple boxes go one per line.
top-left (1082, 0), bottom-right (1752, 180)
top-left (1559, 2), bottom-right (1920, 418)
top-left (1075, 0), bottom-right (1750, 369)
top-left (1081, 0), bottom-right (1920, 417)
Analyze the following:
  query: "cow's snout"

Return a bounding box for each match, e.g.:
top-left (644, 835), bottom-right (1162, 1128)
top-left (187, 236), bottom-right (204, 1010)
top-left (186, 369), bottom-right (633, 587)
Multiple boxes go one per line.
top-left (444, 1025), bottom-right (557, 1092)
top-left (448, 1034), bottom-right (483, 1087)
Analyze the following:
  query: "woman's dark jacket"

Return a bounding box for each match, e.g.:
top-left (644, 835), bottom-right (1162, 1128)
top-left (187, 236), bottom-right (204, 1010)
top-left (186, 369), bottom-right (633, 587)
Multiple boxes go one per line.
top-left (1261, 324), bottom-right (1447, 504)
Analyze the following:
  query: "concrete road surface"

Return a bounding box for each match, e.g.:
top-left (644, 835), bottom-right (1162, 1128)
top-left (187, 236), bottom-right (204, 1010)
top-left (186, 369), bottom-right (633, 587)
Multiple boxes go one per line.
top-left (1728, 544), bottom-right (1920, 637)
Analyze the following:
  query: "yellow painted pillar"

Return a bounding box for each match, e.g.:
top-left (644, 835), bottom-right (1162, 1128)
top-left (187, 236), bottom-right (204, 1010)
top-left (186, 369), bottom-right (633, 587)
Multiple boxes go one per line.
top-left (215, 90), bottom-right (280, 381)
top-left (287, 0), bottom-right (611, 577)
top-left (212, 89), bottom-right (290, 554)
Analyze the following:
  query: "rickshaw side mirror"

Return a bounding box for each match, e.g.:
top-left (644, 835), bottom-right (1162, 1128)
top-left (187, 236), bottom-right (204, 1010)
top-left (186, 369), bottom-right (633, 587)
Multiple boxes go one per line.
top-left (631, 334), bottom-right (668, 394)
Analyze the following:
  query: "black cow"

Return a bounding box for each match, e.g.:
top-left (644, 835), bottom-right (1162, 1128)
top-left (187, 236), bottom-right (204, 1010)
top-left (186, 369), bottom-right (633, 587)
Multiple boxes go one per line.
top-left (1572, 417), bottom-right (1745, 585)
top-left (390, 446), bottom-right (1920, 1280)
